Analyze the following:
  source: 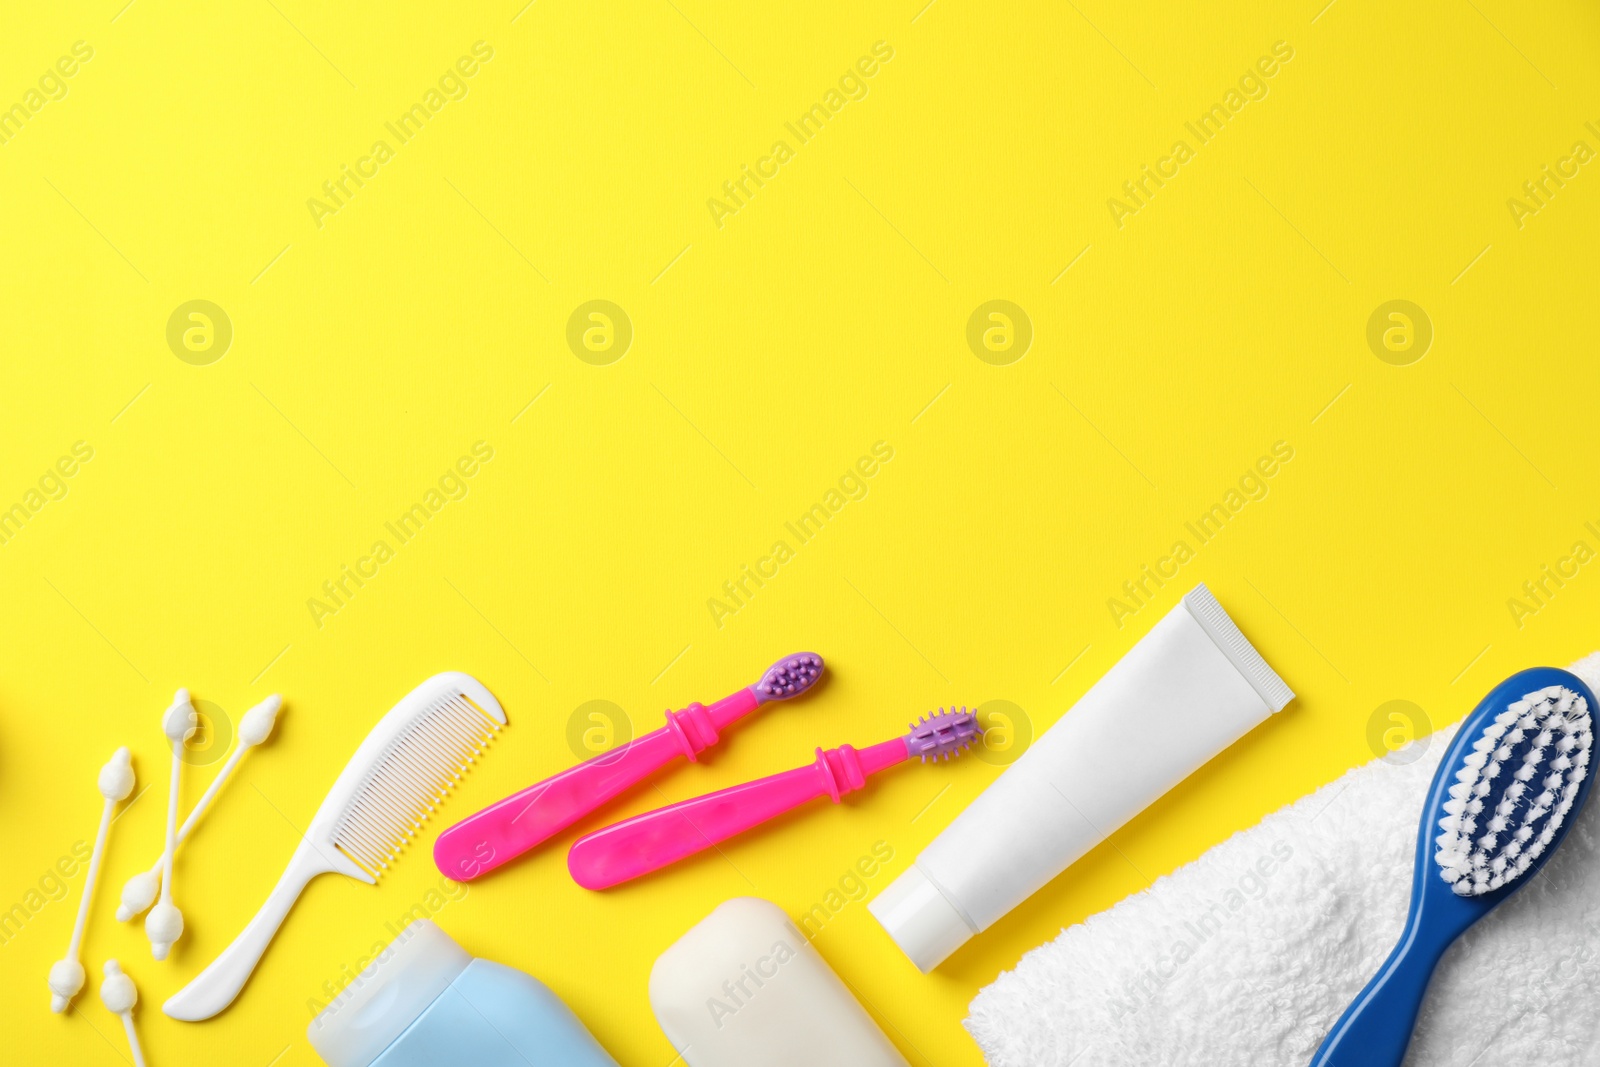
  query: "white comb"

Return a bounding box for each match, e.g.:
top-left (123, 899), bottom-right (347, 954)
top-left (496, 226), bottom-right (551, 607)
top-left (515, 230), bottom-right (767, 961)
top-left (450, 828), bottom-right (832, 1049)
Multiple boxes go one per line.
top-left (162, 673), bottom-right (505, 1022)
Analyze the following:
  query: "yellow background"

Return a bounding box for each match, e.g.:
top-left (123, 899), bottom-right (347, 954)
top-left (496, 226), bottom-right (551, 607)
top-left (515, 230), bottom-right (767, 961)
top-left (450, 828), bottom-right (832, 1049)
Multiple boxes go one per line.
top-left (3, 1), bottom-right (1599, 1064)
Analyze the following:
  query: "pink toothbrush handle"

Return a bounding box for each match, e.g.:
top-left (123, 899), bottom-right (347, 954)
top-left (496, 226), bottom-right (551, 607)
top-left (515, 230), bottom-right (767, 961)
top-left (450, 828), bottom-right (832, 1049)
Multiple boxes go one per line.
top-left (435, 691), bottom-right (758, 881)
top-left (568, 739), bottom-right (908, 890)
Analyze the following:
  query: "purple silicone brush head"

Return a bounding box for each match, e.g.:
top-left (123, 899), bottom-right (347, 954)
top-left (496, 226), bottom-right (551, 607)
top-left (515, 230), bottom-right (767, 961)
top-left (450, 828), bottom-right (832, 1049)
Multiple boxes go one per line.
top-left (906, 707), bottom-right (980, 761)
top-left (752, 653), bottom-right (824, 703)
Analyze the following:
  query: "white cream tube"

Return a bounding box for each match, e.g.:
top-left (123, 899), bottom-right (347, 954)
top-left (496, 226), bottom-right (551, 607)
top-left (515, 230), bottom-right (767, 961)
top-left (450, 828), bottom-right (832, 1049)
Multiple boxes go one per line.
top-left (870, 584), bottom-right (1293, 972)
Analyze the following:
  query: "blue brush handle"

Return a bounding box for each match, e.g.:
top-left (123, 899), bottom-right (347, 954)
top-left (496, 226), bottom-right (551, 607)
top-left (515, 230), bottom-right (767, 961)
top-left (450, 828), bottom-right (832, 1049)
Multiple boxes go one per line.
top-left (1309, 917), bottom-right (1456, 1066)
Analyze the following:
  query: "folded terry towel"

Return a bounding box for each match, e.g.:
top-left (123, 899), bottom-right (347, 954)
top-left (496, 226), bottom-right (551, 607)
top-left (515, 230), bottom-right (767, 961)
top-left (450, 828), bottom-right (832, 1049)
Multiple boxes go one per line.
top-left (965, 653), bottom-right (1600, 1067)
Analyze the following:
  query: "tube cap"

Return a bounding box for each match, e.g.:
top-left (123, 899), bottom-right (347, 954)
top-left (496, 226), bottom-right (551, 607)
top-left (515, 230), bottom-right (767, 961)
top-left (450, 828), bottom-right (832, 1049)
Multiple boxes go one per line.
top-left (308, 920), bottom-right (471, 1067)
top-left (868, 864), bottom-right (976, 973)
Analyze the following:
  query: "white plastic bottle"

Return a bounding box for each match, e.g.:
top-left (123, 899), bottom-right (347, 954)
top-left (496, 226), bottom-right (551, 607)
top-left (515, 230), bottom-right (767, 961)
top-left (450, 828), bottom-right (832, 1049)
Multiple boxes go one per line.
top-left (870, 584), bottom-right (1294, 971)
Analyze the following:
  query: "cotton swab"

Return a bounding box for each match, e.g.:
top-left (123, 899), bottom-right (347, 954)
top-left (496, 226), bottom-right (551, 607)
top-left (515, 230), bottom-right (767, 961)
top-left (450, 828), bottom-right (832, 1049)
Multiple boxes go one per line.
top-left (99, 960), bottom-right (147, 1067)
top-left (49, 747), bottom-right (134, 1013)
top-left (147, 689), bottom-right (197, 961)
top-left (117, 695), bottom-right (284, 922)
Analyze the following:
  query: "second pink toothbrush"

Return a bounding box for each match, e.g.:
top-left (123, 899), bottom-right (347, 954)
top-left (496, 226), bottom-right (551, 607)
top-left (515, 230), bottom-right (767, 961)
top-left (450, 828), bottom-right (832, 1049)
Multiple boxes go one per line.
top-left (567, 708), bottom-right (978, 890)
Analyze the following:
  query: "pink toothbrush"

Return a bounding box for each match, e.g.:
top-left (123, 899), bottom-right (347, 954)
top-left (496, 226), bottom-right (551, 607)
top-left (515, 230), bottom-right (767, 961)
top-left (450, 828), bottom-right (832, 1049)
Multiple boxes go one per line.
top-left (434, 653), bottom-right (824, 881)
top-left (567, 708), bottom-right (978, 890)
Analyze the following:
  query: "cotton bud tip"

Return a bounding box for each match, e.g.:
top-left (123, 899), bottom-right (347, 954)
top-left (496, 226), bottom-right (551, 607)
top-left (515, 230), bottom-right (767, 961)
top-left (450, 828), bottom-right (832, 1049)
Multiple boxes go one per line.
top-left (239, 695), bottom-right (284, 747)
top-left (99, 747), bottom-right (135, 801)
top-left (99, 960), bottom-right (137, 1014)
top-left (118, 871), bottom-right (160, 922)
top-left (163, 693), bottom-right (198, 743)
top-left (146, 903), bottom-right (183, 960)
top-left (48, 958), bottom-right (85, 1012)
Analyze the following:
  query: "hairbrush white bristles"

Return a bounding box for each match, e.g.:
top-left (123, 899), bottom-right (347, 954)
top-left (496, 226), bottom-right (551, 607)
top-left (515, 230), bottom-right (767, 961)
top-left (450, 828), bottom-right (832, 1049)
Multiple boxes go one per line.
top-left (99, 961), bottom-right (146, 1067)
top-left (163, 673), bottom-right (505, 1021)
top-left (146, 690), bottom-right (197, 960)
top-left (1434, 685), bottom-right (1592, 896)
top-left (49, 747), bottom-right (134, 1013)
top-left (118, 695), bottom-right (283, 922)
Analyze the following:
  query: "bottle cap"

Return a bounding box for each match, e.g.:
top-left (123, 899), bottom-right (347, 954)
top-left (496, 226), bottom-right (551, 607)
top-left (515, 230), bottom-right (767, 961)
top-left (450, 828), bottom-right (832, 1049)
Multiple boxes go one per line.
top-left (868, 864), bottom-right (976, 973)
top-left (308, 920), bottom-right (471, 1067)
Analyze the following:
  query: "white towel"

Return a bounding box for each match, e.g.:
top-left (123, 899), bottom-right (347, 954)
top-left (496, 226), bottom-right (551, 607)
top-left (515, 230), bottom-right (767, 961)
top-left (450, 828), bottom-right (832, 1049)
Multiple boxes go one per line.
top-left (965, 653), bottom-right (1600, 1067)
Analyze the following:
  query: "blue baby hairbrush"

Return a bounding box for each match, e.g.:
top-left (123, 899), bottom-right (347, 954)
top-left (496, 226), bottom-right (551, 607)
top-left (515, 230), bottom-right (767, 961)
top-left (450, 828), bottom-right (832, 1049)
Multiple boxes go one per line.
top-left (1310, 666), bottom-right (1595, 1067)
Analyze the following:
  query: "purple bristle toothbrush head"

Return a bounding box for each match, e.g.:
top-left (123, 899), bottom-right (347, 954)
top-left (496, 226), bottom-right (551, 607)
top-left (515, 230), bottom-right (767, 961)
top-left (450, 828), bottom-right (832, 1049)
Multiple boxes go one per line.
top-left (905, 707), bottom-right (980, 761)
top-left (752, 653), bottom-right (824, 702)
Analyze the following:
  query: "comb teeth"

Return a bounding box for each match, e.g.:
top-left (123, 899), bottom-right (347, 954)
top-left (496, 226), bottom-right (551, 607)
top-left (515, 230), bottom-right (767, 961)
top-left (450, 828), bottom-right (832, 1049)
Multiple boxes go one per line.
top-left (906, 707), bottom-right (980, 761)
top-left (331, 694), bottom-right (501, 875)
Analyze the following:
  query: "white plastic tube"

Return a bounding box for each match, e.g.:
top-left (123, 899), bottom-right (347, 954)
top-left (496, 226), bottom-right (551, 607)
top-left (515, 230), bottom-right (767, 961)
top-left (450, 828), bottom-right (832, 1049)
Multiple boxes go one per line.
top-left (870, 583), bottom-right (1293, 972)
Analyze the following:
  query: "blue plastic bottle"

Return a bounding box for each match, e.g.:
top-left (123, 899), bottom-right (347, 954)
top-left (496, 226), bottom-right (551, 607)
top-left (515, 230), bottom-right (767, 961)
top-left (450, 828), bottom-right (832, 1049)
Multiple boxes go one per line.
top-left (308, 920), bottom-right (618, 1067)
